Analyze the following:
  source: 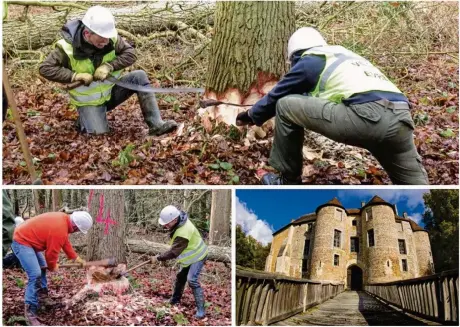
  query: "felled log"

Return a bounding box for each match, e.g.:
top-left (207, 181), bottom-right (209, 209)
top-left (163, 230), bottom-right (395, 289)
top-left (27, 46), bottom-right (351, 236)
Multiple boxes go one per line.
top-left (3, 2), bottom-right (214, 52)
top-left (73, 239), bottom-right (231, 263)
top-left (126, 239), bottom-right (231, 263)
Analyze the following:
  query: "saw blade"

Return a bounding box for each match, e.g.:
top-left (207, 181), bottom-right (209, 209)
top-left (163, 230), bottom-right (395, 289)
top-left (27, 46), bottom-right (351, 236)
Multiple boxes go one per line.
top-left (107, 76), bottom-right (204, 94)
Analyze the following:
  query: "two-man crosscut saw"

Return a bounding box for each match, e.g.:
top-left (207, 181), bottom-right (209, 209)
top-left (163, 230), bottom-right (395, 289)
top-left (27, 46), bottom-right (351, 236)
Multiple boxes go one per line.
top-left (64, 76), bottom-right (253, 108)
top-left (64, 75), bottom-right (205, 94)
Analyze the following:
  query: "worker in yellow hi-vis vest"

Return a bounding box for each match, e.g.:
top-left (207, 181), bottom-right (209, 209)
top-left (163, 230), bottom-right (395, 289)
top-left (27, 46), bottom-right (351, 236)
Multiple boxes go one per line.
top-left (151, 205), bottom-right (208, 319)
top-left (39, 5), bottom-right (177, 135)
top-left (237, 27), bottom-right (429, 186)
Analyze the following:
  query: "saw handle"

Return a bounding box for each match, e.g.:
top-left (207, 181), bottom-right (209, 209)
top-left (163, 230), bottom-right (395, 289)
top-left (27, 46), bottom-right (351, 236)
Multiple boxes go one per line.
top-left (59, 263), bottom-right (84, 268)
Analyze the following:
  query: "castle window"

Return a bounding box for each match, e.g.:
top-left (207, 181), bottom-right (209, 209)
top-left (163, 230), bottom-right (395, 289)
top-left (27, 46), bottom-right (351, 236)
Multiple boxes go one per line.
top-left (352, 220), bottom-right (357, 226)
top-left (333, 229), bottom-right (341, 248)
top-left (303, 239), bottom-right (310, 258)
top-left (366, 208), bottom-right (373, 221)
top-left (334, 254), bottom-right (339, 266)
top-left (335, 209), bottom-right (343, 221)
top-left (307, 222), bottom-right (314, 232)
top-left (398, 239), bottom-right (407, 254)
top-left (350, 237), bottom-right (359, 253)
top-left (302, 259), bottom-right (308, 278)
top-left (368, 229), bottom-right (375, 247)
top-left (402, 259), bottom-right (408, 272)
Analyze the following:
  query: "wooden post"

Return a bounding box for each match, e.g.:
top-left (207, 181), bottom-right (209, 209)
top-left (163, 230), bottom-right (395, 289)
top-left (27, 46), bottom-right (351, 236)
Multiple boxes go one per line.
top-left (435, 277), bottom-right (445, 321)
top-left (2, 65), bottom-right (41, 184)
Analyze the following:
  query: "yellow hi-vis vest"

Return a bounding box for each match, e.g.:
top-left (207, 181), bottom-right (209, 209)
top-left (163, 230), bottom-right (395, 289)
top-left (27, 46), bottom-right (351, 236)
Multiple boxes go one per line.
top-left (302, 45), bottom-right (403, 103)
top-left (55, 38), bottom-right (122, 107)
top-left (171, 219), bottom-right (208, 267)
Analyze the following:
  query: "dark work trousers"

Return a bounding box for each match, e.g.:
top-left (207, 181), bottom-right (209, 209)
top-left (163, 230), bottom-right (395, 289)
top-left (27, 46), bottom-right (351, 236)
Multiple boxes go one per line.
top-left (269, 95), bottom-right (429, 185)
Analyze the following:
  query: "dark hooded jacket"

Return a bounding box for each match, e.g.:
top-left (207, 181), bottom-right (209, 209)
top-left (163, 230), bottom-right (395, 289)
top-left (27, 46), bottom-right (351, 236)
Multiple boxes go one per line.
top-left (39, 20), bottom-right (136, 83)
top-left (157, 211), bottom-right (190, 262)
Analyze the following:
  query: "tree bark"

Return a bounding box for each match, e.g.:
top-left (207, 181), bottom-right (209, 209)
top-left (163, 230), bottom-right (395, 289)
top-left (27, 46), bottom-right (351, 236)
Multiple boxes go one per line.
top-left (209, 190), bottom-right (232, 246)
top-left (52, 189), bottom-right (62, 211)
top-left (2, 3), bottom-right (213, 53)
top-left (203, 1), bottom-right (295, 125)
top-left (86, 190), bottom-right (127, 263)
top-left (33, 190), bottom-right (45, 214)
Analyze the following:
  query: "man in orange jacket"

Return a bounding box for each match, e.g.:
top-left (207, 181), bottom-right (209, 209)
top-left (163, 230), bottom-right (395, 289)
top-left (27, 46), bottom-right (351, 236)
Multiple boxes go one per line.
top-left (12, 211), bottom-right (93, 325)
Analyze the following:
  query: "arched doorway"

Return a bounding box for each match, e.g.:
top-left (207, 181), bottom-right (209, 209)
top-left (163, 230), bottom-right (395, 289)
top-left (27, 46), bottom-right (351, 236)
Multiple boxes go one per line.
top-left (347, 265), bottom-right (363, 290)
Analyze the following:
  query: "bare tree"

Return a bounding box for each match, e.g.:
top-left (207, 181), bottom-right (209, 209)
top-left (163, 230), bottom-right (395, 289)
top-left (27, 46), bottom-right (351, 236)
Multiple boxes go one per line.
top-left (209, 190), bottom-right (232, 246)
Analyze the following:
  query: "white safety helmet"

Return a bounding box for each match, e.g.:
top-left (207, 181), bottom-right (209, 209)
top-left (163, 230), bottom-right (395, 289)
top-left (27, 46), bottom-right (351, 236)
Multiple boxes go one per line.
top-left (14, 216), bottom-right (24, 227)
top-left (70, 211), bottom-right (93, 234)
top-left (82, 6), bottom-right (117, 39)
top-left (287, 27), bottom-right (327, 61)
top-left (159, 205), bottom-right (181, 226)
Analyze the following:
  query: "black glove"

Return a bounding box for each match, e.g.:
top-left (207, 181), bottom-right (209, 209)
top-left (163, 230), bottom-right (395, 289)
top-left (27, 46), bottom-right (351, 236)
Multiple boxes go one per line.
top-left (236, 111), bottom-right (255, 126)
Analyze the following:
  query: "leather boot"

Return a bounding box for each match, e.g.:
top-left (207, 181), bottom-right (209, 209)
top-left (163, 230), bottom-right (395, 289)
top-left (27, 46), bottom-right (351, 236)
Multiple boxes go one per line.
top-left (138, 93), bottom-right (177, 136)
top-left (192, 287), bottom-right (205, 319)
top-left (261, 172), bottom-right (302, 185)
top-left (38, 288), bottom-right (57, 308)
top-left (24, 304), bottom-right (41, 326)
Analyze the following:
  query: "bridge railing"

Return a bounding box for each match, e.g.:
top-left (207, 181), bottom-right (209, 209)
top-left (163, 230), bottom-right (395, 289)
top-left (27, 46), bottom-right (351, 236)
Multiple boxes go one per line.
top-left (236, 266), bottom-right (345, 325)
top-left (365, 269), bottom-right (458, 324)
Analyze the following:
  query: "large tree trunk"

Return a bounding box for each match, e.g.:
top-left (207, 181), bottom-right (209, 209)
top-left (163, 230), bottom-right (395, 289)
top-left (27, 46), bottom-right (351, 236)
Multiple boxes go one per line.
top-left (2, 3), bottom-right (212, 53)
top-left (52, 189), bottom-right (62, 211)
top-left (203, 1), bottom-right (295, 125)
top-left (87, 190), bottom-right (126, 264)
top-left (209, 190), bottom-right (231, 246)
top-left (33, 190), bottom-right (45, 214)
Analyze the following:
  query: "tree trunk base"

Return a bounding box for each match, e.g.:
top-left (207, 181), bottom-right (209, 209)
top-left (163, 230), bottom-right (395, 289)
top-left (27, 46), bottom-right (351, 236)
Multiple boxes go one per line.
top-left (66, 264), bottom-right (130, 307)
top-left (200, 77), bottom-right (277, 140)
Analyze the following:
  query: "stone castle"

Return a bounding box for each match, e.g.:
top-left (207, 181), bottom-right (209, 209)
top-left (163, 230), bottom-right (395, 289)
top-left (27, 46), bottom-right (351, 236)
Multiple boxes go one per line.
top-left (265, 196), bottom-right (434, 289)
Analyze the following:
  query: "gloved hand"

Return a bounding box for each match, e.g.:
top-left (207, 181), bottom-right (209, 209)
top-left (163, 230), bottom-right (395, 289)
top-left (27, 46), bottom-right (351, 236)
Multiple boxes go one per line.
top-left (73, 73), bottom-right (93, 86)
top-left (94, 63), bottom-right (113, 81)
top-left (74, 256), bottom-right (86, 266)
top-left (236, 111), bottom-right (255, 126)
top-left (150, 256), bottom-right (158, 264)
top-left (50, 264), bottom-right (59, 272)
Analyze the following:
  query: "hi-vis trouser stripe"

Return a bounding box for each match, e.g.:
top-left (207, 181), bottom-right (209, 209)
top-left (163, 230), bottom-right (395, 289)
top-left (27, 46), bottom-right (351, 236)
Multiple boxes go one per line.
top-left (177, 239), bottom-right (208, 266)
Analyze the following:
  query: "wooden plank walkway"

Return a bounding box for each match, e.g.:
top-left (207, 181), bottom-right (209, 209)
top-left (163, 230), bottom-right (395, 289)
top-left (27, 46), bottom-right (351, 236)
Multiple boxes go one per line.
top-left (272, 291), bottom-right (440, 326)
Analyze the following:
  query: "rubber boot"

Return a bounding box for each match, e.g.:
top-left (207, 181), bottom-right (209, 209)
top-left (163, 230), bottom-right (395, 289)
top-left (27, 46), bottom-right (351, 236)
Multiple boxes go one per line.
top-left (38, 288), bottom-right (57, 308)
top-left (138, 93), bottom-right (177, 136)
top-left (169, 279), bottom-right (185, 305)
top-left (24, 304), bottom-right (41, 326)
top-left (192, 287), bottom-right (205, 319)
top-left (261, 172), bottom-right (302, 185)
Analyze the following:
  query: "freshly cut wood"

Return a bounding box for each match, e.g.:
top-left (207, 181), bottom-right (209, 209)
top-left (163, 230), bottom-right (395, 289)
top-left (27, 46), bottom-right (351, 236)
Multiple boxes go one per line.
top-left (66, 264), bottom-right (130, 307)
top-left (3, 2), bottom-right (213, 52)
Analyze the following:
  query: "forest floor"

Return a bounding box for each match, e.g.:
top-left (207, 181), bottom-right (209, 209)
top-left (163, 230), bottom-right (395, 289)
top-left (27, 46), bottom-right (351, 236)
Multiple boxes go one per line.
top-left (3, 54), bottom-right (457, 185)
top-left (2, 255), bottom-right (231, 326)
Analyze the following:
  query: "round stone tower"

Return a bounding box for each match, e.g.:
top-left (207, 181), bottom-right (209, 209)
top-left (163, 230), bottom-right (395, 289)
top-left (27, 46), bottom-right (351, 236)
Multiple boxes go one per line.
top-left (309, 198), bottom-right (347, 283)
top-left (362, 196), bottom-right (401, 283)
top-left (413, 230), bottom-right (434, 275)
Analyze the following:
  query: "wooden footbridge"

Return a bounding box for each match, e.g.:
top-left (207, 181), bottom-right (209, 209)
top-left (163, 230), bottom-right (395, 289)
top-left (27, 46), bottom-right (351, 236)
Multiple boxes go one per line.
top-left (236, 268), bottom-right (458, 326)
